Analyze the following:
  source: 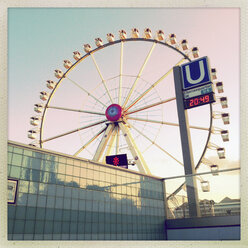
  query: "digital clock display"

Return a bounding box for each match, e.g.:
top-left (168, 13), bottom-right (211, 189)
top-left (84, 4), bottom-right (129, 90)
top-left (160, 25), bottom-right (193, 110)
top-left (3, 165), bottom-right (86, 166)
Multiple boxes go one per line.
top-left (184, 92), bottom-right (215, 109)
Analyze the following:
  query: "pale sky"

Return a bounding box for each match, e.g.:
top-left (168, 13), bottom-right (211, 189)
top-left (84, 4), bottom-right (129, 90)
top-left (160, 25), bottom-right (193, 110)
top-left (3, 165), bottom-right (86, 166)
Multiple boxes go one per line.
top-left (8, 8), bottom-right (240, 200)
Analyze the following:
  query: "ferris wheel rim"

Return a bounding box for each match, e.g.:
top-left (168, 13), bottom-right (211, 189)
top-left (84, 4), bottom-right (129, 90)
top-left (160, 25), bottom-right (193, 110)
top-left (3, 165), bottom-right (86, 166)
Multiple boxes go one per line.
top-left (37, 35), bottom-right (213, 176)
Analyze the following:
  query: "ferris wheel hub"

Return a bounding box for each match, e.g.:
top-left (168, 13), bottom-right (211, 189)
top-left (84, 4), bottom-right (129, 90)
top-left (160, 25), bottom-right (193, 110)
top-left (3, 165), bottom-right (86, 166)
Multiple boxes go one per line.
top-left (105, 104), bottom-right (123, 122)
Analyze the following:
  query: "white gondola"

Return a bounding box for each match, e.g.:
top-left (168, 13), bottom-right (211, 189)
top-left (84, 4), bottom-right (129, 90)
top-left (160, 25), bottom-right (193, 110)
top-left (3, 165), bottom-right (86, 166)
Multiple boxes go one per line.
top-left (217, 147), bottom-right (225, 159)
top-left (181, 39), bottom-right (189, 50)
top-left (156, 30), bottom-right (164, 41)
top-left (107, 33), bottom-right (115, 42)
top-left (34, 104), bottom-right (44, 113)
top-left (83, 44), bottom-right (92, 53)
top-left (169, 34), bottom-right (177, 45)
top-left (30, 116), bottom-right (41, 126)
top-left (46, 80), bottom-right (56, 89)
top-left (28, 130), bottom-right (38, 139)
top-left (221, 130), bottom-right (229, 142)
top-left (54, 69), bottom-right (63, 79)
top-left (220, 97), bottom-right (228, 108)
top-left (201, 181), bottom-right (210, 192)
top-left (63, 60), bottom-right (72, 69)
top-left (40, 91), bottom-right (49, 101)
top-left (144, 28), bottom-right (152, 39)
top-left (216, 82), bottom-right (224, 93)
top-left (95, 38), bottom-right (103, 47)
top-left (221, 113), bottom-right (230, 125)
top-left (192, 47), bottom-right (199, 58)
top-left (119, 30), bottom-right (127, 40)
top-left (211, 68), bottom-right (217, 80)
top-left (131, 28), bottom-right (139, 38)
top-left (210, 165), bottom-right (219, 176)
top-left (73, 51), bottom-right (81, 60)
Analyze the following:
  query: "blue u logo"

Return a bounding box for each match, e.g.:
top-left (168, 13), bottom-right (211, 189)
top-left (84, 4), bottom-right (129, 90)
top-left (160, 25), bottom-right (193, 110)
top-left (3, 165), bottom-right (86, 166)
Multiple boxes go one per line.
top-left (185, 60), bottom-right (205, 85)
top-left (181, 56), bottom-right (211, 90)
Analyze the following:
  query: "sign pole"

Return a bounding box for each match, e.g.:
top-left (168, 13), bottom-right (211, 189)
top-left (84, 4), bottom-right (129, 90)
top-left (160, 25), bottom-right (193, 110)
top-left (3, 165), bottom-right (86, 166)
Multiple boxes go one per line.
top-left (173, 65), bottom-right (201, 218)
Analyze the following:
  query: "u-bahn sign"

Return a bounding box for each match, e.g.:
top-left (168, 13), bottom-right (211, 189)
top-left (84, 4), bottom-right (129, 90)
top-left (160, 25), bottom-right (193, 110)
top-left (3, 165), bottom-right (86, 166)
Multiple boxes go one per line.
top-left (180, 56), bottom-right (216, 109)
top-left (181, 56), bottom-right (211, 90)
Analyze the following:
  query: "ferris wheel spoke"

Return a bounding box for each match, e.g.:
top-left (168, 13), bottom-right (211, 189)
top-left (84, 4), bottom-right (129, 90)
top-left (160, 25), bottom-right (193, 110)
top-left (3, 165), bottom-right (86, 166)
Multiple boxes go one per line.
top-left (104, 126), bottom-right (118, 158)
top-left (92, 124), bottom-right (115, 162)
top-left (122, 42), bottom-right (157, 108)
top-left (127, 117), bottom-right (209, 131)
top-left (129, 122), bottom-right (183, 166)
top-left (126, 97), bottom-right (176, 115)
top-left (41, 120), bottom-right (107, 143)
top-left (118, 41), bottom-right (124, 105)
top-left (74, 126), bottom-right (107, 156)
top-left (125, 57), bottom-right (186, 112)
top-left (116, 125), bottom-right (120, 154)
top-left (90, 54), bottom-right (114, 103)
top-left (47, 105), bottom-right (105, 116)
top-left (66, 76), bottom-right (107, 108)
top-left (118, 122), bottom-right (151, 175)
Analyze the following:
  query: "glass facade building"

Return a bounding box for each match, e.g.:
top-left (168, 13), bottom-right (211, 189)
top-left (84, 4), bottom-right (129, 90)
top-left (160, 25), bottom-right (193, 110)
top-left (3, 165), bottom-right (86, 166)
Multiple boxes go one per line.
top-left (7, 141), bottom-right (166, 240)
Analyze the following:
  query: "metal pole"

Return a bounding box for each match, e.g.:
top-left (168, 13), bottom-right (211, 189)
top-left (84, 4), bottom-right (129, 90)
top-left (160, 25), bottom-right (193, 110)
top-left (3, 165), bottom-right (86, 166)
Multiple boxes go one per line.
top-left (173, 66), bottom-right (201, 218)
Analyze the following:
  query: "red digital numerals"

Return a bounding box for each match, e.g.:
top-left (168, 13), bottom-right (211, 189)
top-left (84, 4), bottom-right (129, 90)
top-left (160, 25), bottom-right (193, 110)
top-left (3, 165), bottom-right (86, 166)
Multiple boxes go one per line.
top-left (189, 95), bottom-right (210, 107)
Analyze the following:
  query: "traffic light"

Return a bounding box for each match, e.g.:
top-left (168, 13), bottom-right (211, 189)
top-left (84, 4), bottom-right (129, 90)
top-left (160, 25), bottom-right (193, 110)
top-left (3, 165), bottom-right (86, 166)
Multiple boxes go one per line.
top-left (105, 154), bottom-right (128, 169)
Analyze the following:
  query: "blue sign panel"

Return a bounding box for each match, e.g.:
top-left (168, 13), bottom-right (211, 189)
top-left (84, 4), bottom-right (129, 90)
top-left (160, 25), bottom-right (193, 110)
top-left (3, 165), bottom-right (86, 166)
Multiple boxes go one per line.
top-left (181, 56), bottom-right (211, 90)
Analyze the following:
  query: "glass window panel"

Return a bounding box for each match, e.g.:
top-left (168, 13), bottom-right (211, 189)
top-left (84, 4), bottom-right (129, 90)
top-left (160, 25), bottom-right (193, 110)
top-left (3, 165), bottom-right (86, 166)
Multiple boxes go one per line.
top-left (40, 171), bottom-right (49, 183)
top-left (30, 169), bottom-right (40, 182)
top-left (18, 180), bottom-right (29, 193)
top-left (27, 194), bottom-right (37, 207)
top-left (23, 149), bottom-right (33, 156)
top-left (8, 153), bottom-right (12, 164)
top-left (99, 172), bottom-right (105, 181)
top-left (17, 193), bottom-right (28, 206)
top-left (73, 166), bottom-right (80, 177)
top-left (29, 182), bottom-right (38, 194)
top-left (34, 220), bottom-right (44, 234)
top-left (55, 197), bottom-right (63, 209)
top-left (13, 220), bottom-right (25, 234)
top-left (25, 206), bottom-right (36, 220)
top-left (8, 145), bottom-right (14, 152)
top-left (66, 165), bottom-right (73, 175)
top-left (79, 178), bottom-right (86, 189)
top-left (57, 173), bottom-right (65, 185)
top-left (106, 173), bottom-right (110, 182)
top-left (80, 167), bottom-right (86, 178)
top-left (47, 184), bottom-right (56, 196)
top-left (10, 166), bottom-right (21, 178)
top-left (73, 176), bottom-right (80, 186)
top-left (39, 183), bottom-right (47, 195)
top-left (58, 163), bottom-right (65, 174)
top-left (94, 170), bottom-right (100, 180)
top-left (30, 158), bottom-right (42, 170)
top-left (87, 169), bottom-right (93, 179)
top-left (59, 156), bottom-right (66, 163)
top-left (65, 175), bottom-right (73, 184)
top-left (63, 198), bottom-right (71, 209)
top-left (13, 147), bottom-right (23, 154)
top-left (37, 195), bottom-right (47, 208)
top-left (67, 158), bottom-right (73, 165)
top-left (49, 173), bottom-right (57, 184)
top-left (10, 156), bottom-right (22, 170)
top-left (87, 179), bottom-right (93, 187)
top-left (71, 198), bottom-right (79, 210)
top-left (64, 187), bottom-right (72, 198)
top-left (56, 185), bottom-right (64, 197)
top-left (46, 196), bottom-right (55, 208)
top-left (72, 188), bottom-right (79, 199)
top-left (22, 156), bottom-right (32, 168)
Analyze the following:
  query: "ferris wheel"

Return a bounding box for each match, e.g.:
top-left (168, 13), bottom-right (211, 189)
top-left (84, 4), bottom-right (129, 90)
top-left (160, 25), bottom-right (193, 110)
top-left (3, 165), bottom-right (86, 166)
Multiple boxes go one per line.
top-left (28, 28), bottom-right (230, 190)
